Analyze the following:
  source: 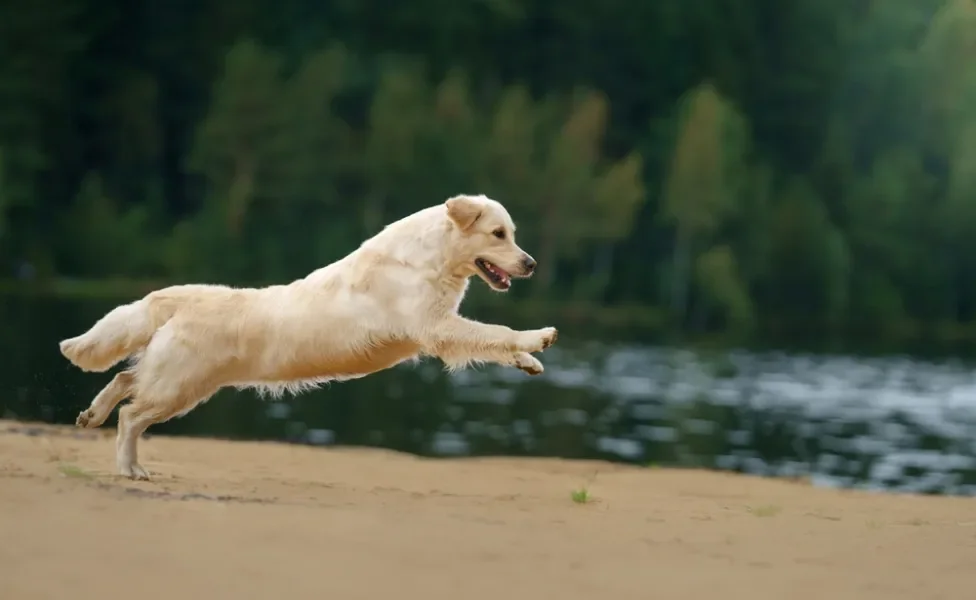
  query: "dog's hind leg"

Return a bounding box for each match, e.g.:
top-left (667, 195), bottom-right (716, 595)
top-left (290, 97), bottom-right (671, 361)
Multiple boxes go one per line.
top-left (76, 370), bottom-right (135, 429)
top-left (110, 319), bottom-right (227, 480)
top-left (115, 400), bottom-right (175, 480)
top-left (114, 383), bottom-right (216, 481)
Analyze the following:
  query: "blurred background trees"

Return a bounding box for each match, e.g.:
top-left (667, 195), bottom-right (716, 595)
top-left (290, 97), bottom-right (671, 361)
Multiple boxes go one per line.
top-left (1, 0), bottom-right (972, 345)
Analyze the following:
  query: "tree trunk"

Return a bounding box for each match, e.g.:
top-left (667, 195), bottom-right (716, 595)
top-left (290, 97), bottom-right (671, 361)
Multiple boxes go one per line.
top-left (227, 157), bottom-right (254, 239)
top-left (363, 191), bottom-right (385, 238)
top-left (535, 200), bottom-right (557, 295)
top-left (670, 226), bottom-right (692, 327)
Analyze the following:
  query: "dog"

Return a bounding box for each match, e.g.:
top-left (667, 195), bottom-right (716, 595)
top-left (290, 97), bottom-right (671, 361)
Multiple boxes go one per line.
top-left (59, 194), bottom-right (559, 480)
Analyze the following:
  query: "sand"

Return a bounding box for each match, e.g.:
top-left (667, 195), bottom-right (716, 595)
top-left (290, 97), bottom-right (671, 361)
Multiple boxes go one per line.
top-left (0, 419), bottom-right (973, 600)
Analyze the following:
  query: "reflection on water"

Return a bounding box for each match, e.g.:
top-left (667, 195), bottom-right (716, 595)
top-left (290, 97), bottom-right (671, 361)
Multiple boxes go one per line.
top-left (1, 295), bottom-right (975, 496)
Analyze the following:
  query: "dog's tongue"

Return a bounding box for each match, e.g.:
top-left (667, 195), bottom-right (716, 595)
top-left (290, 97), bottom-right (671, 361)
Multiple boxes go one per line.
top-left (488, 263), bottom-right (511, 288)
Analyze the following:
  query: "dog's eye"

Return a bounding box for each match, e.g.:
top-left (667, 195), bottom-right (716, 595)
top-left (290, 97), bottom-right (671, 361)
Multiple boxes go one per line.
top-left (492, 228), bottom-right (506, 240)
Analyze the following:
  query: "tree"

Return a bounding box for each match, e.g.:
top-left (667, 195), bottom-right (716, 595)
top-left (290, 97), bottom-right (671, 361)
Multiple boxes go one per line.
top-left (0, 0), bottom-right (90, 267)
top-left (478, 84), bottom-right (538, 200)
top-left (661, 82), bottom-right (750, 326)
top-left (479, 88), bottom-right (645, 295)
top-left (0, 149), bottom-right (7, 243)
top-left (764, 178), bottom-right (850, 326)
top-left (695, 244), bottom-right (754, 333)
top-left (918, 0), bottom-right (976, 319)
top-left (60, 173), bottom-right (162, 278)
top-left (361, 60), bottom-right (433, 234)
top-left (188, 39), bottom-right (287, 238)
top-left (276, 45), bottom-right (360, 267)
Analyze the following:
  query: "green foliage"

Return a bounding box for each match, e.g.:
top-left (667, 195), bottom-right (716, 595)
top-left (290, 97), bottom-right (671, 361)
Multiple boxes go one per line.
top-left (663, 83), bottom-right (746, 238)
top-left (695, 245), bottom-right (754, 333)
top-left (661, 83), bottom-right (751, 325)
top-left (7, 0), bottom-right (976, 344)
top-left (61, 174), bottom-right (164, 278)
top-left (766, 178), bottom-right (851, 323)
top-left (0, 149), bottom-right (7, 241)
top-left (188, 39), bottom-right (287, 237)
top-left (0, 0), bottom-right (88, 212)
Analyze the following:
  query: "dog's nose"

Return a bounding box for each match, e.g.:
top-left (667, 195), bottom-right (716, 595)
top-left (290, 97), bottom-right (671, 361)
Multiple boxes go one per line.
top-left (522, 255), bottom-right (537, 273)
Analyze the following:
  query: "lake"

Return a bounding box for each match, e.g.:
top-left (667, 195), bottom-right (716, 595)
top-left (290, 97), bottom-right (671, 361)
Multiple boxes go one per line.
top-left (2, 294), bottom-right (975, 496)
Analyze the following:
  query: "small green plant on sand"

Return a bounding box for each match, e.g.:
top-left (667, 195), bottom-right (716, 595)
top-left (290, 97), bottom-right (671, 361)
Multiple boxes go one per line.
top-left (571, 486), bottom-right (591, 504)
top-left (570, 468), bottom-right (600, 504)
top-left (58, 463), bottom-right (94, 480)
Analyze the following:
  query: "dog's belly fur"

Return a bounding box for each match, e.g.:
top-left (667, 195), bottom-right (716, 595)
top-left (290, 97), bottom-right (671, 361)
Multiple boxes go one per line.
top-left (234, 338), bottom-right (423, 398)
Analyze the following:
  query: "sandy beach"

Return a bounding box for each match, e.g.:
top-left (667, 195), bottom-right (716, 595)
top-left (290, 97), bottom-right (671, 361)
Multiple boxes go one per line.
top-left (1, 419), bottom-right (972, 600)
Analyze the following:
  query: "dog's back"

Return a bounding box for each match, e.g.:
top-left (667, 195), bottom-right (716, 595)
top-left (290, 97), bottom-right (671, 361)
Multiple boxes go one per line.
top-left (59, 283), bottom-right (242, 372)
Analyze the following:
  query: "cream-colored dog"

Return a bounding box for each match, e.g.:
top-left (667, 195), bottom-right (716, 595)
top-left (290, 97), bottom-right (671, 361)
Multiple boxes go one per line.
top-left (59, 194), bottom-right (558, 480)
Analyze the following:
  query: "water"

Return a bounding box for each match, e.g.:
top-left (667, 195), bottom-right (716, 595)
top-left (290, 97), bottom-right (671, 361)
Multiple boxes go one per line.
top-left (2, 294), bottom-right (976, 496)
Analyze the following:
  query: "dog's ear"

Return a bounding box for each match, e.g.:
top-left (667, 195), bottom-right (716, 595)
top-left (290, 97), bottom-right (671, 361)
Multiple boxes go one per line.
top-left (445, 195), bottom-right (483, 230)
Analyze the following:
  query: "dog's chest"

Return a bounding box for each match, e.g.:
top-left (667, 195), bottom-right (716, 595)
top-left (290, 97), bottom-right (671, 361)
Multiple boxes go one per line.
top-left (434, 278), bottom-right (470, 315)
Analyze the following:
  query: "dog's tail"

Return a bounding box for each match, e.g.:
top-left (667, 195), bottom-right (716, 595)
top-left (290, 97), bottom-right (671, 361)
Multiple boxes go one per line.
top-left (59, 295), bottom-right (174, 372)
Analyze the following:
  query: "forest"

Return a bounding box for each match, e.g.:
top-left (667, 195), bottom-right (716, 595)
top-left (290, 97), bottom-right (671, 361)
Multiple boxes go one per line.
top-left (1, 0), bottom-right (975, 346)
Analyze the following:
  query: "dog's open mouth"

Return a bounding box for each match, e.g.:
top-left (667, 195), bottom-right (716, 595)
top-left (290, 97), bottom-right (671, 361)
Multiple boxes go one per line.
top-left (475, 258), bottom-right (512, 291)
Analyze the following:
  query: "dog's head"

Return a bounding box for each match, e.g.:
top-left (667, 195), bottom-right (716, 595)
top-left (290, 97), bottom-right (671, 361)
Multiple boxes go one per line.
top-left (444, 194), bottom-right (536, 292)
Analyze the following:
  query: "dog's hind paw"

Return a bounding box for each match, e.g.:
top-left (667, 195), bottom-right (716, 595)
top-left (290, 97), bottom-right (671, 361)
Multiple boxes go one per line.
top-left (75, 409), bottom-right (93, 428)
top-left (514, 353), bottom-right (544, 375)
top-left (119, 462), bottom-right (151, 481)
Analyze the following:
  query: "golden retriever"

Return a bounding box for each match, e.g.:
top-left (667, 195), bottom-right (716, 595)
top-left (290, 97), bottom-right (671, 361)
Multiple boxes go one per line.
top-left (59, 194), bottom-right (558, 479)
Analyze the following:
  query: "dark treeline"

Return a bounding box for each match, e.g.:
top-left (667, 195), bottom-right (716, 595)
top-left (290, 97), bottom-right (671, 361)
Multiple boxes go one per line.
top-left (1, 0), bottom-right (974, 343)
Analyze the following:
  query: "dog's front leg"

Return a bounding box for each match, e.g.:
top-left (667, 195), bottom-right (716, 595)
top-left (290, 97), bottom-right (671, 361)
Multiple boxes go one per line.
top-left (425, 316), bottom-right (557, 372)
top-left (432, 315), bottom-right (558, 354)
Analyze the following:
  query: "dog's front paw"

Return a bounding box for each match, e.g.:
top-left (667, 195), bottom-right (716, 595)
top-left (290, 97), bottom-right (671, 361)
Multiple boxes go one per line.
top-left (518, 327), bottom-right (558, 353)
top-left (539, 327), bottom-right (558, 350)
top-left (513, 352), bottom-right (544, 375)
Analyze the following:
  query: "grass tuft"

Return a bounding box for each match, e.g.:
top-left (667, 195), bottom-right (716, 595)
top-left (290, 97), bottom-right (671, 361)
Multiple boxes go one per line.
top-left (570, 487), bottom-right (591, 504)
top-left (58, 464), bottom-right (94, 480)
top-left (747, 504), bottom-right (781, 517)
